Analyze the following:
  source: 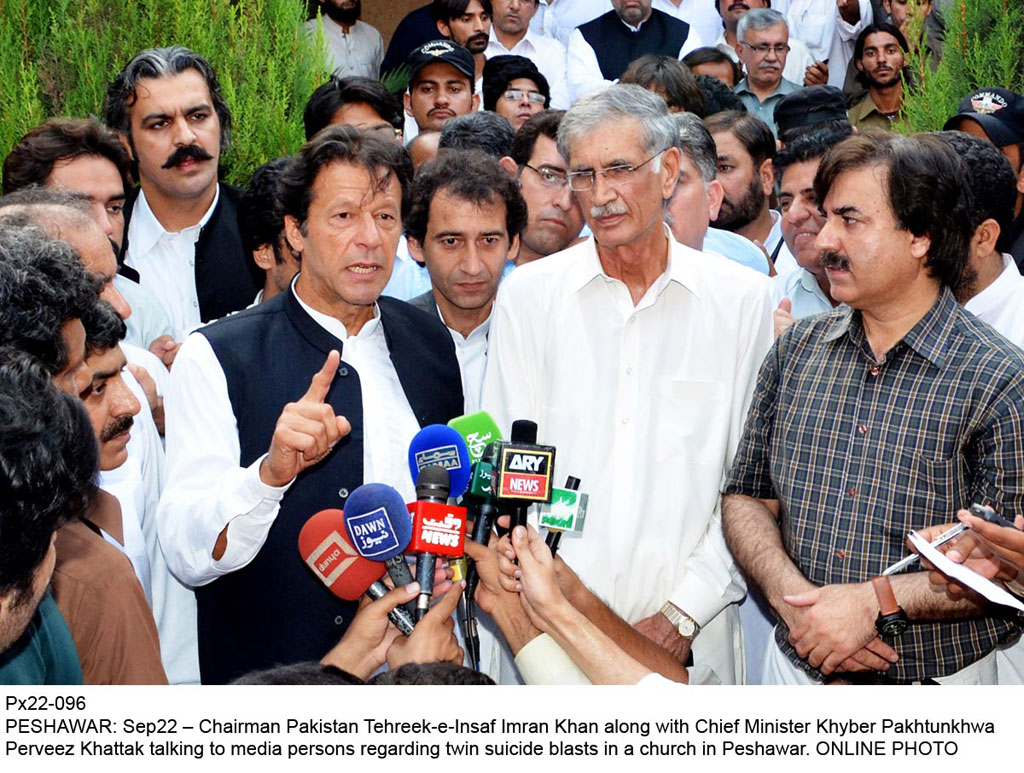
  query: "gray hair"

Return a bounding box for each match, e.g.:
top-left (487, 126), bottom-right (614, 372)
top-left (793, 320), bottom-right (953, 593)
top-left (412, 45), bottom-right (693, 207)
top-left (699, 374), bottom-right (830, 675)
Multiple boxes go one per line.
top-left (439, 112), bottom-right (516, 159)
top-left (0, 187), bottom-right (95, 233)
top-left (104, 46), bottom-right (232, 149)
top-left (672, 113), bottom-right (717, 187)
top-left (737, 8), bottom-right (787, 42)
top-left (557, 84), bottom-right (678, 165)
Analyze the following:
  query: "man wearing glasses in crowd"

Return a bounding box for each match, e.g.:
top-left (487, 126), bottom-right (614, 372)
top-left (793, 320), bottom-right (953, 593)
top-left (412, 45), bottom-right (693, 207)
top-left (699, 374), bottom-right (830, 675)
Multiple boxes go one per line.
top-left (733, 8), bottom-right (800, 138)
top-left (483, 85), bottom-right (774, 684)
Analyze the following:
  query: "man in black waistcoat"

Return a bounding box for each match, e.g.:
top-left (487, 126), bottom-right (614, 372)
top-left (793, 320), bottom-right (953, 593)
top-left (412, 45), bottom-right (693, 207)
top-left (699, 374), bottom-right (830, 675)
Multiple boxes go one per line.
top-left (566, 0), bottom-right (703, 103)
top-left (157, 126), bottom-right (464, 684)
top-left (104, 47), bottom-right (264, 365)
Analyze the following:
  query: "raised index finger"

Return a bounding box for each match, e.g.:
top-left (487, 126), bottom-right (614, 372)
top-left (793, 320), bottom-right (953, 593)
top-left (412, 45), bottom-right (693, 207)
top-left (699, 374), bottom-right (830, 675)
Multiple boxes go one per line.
top-left (302, 350), bottom-right (340, 403)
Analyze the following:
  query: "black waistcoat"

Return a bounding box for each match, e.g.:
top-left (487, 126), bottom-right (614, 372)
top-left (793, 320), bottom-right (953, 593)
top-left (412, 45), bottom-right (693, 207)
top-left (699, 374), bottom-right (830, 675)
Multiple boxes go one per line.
top-left (578, 9), bottom-right (691, 82)
top-left (118, 183), bottom-right (264, 323)
top-left (196, 290), bottom-right (463, 683)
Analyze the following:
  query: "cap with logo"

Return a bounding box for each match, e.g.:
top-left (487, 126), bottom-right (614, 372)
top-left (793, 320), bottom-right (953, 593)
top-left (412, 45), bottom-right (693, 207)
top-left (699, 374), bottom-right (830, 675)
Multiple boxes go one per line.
top-left (406, 40), bottom-right (476, 88)
top-left (943, 87), bottom-right (1024, 147)
top-left (774, 85), bottom-right (849, 137)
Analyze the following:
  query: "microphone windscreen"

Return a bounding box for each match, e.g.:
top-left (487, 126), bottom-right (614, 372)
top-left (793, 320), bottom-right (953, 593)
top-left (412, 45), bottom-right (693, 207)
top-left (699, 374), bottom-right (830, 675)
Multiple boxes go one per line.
top-left (447, 411), bottom-right (503, 464)
top-left (511, 419), bottom-right (538, 444)
top-left (342, 483), bottom-right (413, 561)
top-left (298, 509), bottom-right (386, 601)
top-left (407, 424), bottom-right (471, 497)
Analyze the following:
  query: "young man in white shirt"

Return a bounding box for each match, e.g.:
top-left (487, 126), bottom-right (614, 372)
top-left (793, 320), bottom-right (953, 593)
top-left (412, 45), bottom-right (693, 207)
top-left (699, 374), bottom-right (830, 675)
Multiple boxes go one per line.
top-left (485, 0), bottom-right (571, 108)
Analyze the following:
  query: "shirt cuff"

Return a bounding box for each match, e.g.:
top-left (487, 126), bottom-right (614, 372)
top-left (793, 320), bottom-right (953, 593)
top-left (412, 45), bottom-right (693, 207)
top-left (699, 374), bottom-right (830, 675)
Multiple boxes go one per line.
top-left (667, 573), bottom-right (733, 629)
top-left (514, 633), bottom-right (592, 685)
top-left (215, 455), bottom-right (294, 570)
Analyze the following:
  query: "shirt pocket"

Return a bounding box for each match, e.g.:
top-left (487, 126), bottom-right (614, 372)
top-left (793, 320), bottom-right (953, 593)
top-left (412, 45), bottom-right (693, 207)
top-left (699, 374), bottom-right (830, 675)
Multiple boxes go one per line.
top-left (653, 378), bottom-right (726, 464)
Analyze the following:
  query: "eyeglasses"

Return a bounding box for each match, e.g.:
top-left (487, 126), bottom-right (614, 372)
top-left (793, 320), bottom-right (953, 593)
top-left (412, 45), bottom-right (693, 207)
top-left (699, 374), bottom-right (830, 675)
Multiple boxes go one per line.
top-left (740, 42), bottom-right (790, 56)
top-left (502, 89), bottom-right (547, 105)
top-left (523, 163), bottom-right (569, 189)
top-left (566, 150), bottom-right (666, 192)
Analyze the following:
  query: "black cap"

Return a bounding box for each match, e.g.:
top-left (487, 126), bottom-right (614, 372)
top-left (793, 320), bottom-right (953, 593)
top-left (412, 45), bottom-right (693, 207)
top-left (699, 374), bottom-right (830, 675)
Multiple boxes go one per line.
top-left (774, 86), bottom-right (848, 137)
top-left (943, 87), bottom-right (1024, 148)
top-left (406, 40), bottom-right (476, 88)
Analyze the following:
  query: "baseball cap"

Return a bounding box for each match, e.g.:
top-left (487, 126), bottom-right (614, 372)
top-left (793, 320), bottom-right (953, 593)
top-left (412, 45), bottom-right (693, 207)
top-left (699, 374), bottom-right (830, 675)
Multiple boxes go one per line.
top-left (774, 86), bottom-right (848, 137)
top-left (406, 40), bottom-right (476, 88)
top-left (943, 87), bottom-right (1024, 147)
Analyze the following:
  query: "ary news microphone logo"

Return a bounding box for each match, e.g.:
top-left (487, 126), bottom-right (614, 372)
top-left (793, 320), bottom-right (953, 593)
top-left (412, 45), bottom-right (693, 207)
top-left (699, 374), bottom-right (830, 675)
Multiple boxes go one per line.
top-left (417, 511), bottom-right (465, 549)
top-left (539, 488), bottom-right (589, 533)
top-left (415, 445), bottom-right (463, 472)
top-left (305, 530), bottom-right (359, 586)
top-left (346, 506), bottom-right (400, 559)
top-left (497, 446), bottom-right (554, 501)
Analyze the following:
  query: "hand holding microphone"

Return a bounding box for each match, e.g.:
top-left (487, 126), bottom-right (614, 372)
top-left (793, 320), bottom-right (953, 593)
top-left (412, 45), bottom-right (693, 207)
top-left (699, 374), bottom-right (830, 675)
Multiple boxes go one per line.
top-left (385, 581), bottom-right (465, 669)
top-left (261, 350), bottom-right (352, 488)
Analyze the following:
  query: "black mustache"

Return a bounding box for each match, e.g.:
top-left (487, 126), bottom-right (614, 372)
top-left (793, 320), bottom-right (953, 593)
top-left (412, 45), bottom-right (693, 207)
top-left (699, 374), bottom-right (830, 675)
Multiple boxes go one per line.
top-left (820, 250), bottom-right (851, 271)
top-left (162, 145), bottom-right (214, 169)
top-left (101, 414), bottom-right (134, 442)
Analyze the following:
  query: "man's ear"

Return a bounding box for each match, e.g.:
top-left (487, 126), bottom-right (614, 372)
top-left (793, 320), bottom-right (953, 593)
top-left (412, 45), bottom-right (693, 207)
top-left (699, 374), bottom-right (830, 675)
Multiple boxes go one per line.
top-left (707, 179), bottom-right (725, 222)
top-left (498, 156), bottom-right (518, 177)
top-left (659, 146), bottom-right (682, 201)
top-left (252, 244), bottom-right (276, 271)
top-left (472, 92), bottom-right (481, 111)
top-left (283, 215), bottom-right (306, 255)
top-left (404, 91), bottom-right (413, 117)
top-left (407, 235), bottom-right (425, 263)
top-left (973, 218), bottom-right (1002, 257)
top-left (759, 157), bottom-right (775, 195)
top-left (507, 233), bottom-right (521, 265)
top-left (437, 19), bottom-right (451, 38)
top-left (909, 231), bottom-right (931, 263)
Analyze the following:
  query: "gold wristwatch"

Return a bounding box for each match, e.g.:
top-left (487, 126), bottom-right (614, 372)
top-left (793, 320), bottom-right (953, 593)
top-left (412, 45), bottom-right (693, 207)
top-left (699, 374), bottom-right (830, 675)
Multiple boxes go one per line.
top-left (659, 601), bottom-right (699, 639)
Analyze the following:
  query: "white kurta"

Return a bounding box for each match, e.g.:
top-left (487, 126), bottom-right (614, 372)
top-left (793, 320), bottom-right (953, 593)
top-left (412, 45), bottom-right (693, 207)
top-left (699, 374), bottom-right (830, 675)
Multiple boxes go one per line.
top-left (481, 230), bottom-right (775, 683)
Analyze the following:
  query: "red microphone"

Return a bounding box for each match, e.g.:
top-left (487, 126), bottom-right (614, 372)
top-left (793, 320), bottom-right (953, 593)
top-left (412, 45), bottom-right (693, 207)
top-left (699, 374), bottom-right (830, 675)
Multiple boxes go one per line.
top-left (407, 466), bottom-right (467, 621)
top-left (298, 509), bottom-right (415, 634)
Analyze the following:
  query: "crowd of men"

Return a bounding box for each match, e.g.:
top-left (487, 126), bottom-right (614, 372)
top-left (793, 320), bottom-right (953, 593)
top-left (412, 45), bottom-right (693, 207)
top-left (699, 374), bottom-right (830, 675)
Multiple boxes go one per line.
top-left (1, 0), bottom-right (1024, 687)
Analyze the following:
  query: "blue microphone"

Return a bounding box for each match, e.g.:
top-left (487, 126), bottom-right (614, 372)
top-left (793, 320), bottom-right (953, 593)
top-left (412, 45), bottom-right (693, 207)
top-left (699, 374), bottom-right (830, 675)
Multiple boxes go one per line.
top-left (407, 424), bottom-right (472, 499)
top-left (343, 482), bottom-right (417, 617)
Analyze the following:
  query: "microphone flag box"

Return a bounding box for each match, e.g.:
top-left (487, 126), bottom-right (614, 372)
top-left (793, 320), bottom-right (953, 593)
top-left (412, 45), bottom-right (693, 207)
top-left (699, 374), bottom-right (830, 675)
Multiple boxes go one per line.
top-left (466, 460), bottom-right (495, 500)
top-left (408, 501), bottom-right (468, 557)
top-left (496, 443), bottom-right (555, 502)
top-left (345, 506), bottom-right (402, 559)
top-left (538, 487), bottom-right (589, 534)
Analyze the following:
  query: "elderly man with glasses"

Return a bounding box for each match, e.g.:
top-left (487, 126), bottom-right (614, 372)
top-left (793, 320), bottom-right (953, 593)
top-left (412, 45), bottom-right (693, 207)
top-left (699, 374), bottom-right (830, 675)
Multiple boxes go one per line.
top-left (733, 8), bottom-right (800, 138)
top-left (482, 85), bottom-right (775, 684)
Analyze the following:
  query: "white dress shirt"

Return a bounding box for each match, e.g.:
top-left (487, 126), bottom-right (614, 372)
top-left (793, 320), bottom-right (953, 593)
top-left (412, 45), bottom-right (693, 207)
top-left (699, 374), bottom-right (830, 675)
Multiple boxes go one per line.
top-left (117, 275), bottom-right (174, 351)
top-left (714, 30), bottom-right (816, 86)
top-left (157, 281), bottom-right (422, 588)
top-left (965, 254), bottom-right (1024, 348)
top-left (305, 17), bottom-right (384, 80)
top-left (781, 0), bottom-right (836, 62)
top-left (486, 28), bottom-right (571, 109)
top-left (481, 230), bottom-right (775, 684)
top-left (124, 187), bottom-right (219, 341)
top-left (567, 14), bottom-right (704, 102)
top-left (439, 308), bottom-right (491, 415)
top-left (531, 0), bottom-right (608, 47)
top-left (827, 0), bottom-right (872, 88)
top-left (773, 266), bottom-right (834, 319)
top-left (653, 0), bottom-right (723, 49)
top-left (382, 235), bottom-right (432, 301)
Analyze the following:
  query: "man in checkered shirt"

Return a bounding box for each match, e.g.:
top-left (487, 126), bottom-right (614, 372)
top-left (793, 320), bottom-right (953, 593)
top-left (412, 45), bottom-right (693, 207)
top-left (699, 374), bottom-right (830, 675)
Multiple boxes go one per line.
top-left (723, 131), bottom-right (1024, 685)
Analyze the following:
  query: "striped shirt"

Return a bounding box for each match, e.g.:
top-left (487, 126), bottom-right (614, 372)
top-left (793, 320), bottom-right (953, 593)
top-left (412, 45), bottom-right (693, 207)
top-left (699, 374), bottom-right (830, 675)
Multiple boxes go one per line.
top-left (725, 288), bottom-right (1024, 682)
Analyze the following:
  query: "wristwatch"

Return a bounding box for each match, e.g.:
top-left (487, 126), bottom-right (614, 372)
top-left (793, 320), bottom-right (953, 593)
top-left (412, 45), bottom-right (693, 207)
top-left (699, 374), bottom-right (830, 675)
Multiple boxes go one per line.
top-left (659, 601), bottom-right (699, 640)
top-left (871, 575), bottom-right (909, 636)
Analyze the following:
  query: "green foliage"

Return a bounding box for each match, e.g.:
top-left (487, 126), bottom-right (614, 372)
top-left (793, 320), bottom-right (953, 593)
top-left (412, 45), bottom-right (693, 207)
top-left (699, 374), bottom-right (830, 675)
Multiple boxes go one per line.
top-left (901, 0), bottom-right (1024, 133)
top-left (0, 0), bottom-right (329, 187)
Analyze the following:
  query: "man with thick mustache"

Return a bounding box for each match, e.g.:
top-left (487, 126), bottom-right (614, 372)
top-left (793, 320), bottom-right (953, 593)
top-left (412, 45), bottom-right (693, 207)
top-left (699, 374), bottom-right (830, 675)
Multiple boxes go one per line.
top-left (306, 0), bottom-right (384, 80)
top-left (105, 47), bottom-right (263, 342)
top-left (483, 85), bottom-right (774, 684)
top-left (848, 23), bottom-right (908, 131)
top-left (733, 9), bottom-right (800, 139)
top-left (723, 132), bottom-right (1024, 685)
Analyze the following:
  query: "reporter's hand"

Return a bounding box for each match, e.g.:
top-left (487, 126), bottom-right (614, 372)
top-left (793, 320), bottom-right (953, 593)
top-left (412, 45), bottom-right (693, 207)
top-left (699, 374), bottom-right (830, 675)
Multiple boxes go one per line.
top-left (464, 540), bottom-right (541, 653)
top-left (386, 581), bottom-right (464, 668)
top-left (260, 350), bottom-right (352, 487)
top-left (321, 581), bottom-right (419, 679)
top-left (508, 525), bottom-right (566, 629)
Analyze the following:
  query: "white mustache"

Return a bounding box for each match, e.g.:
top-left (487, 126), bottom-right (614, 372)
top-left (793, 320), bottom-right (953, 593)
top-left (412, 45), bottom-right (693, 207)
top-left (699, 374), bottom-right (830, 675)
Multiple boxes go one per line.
top-left (590, 203), bottom-right (628, 218)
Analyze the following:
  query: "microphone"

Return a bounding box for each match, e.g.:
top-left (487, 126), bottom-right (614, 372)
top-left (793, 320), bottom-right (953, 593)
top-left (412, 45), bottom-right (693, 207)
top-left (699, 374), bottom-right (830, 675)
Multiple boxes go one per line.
top-left (407, 466), bottom-right (467, 621)
top-left (408, 424), bottom-right (473, 498)
top-left (341, 482), bottom-right (417, 617)
top-left (541, 476), bottom-right (587, 556)
top-left (298, 509), bottom-right (415, 635)
top-left (494, 419), bottom-right (556, 531)
top-left (447, 411), bottom-right (503, 465)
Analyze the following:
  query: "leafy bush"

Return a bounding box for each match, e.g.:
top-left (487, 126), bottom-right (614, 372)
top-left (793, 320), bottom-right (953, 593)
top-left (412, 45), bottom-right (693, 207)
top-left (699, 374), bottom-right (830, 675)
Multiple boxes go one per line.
top-left (901, 0), bottom-right (1024, 133)
top-left (0, 0), bottom-right (328, 187)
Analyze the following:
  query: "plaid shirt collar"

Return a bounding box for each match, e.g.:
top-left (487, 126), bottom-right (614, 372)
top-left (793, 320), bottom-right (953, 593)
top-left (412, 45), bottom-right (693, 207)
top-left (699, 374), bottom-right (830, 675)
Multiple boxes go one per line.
top-left (822, 286), bottom-right (958, 371)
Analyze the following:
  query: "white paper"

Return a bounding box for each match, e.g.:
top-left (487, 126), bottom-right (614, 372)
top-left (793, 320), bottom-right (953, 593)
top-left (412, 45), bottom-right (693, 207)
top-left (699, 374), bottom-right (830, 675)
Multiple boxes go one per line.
top-left (908, 530), bottom-right (1024, 612)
